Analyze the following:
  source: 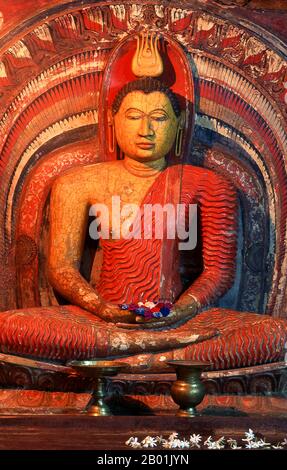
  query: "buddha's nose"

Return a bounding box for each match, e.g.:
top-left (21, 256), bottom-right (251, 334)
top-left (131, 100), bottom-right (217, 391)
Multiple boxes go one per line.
top-left (138, 116), bottom-right (154, 137)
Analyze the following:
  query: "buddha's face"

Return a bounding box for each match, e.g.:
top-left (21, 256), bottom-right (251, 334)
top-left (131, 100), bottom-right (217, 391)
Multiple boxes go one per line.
top-left (114, 91), bottom-right (180, 162)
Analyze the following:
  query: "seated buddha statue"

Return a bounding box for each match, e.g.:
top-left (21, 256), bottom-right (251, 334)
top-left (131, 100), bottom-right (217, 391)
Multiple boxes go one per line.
top-left (0, 33), bottom-right (286, 372)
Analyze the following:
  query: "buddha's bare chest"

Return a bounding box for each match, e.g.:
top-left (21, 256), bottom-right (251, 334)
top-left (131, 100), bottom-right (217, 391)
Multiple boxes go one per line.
top-left (89, 174), bottom-right (159, 239)
top-left (91, 174), bottom-right (158, 210)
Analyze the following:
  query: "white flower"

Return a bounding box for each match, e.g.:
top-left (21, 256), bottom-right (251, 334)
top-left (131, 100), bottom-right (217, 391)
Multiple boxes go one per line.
top-left (125, 437), bottom-right (142, 448)
top-left (281, 438), bottom-right (287, 446)
top-left (245, 441), bottom-right (260, 449)
top-left (162, 442), bottom-right (169, 449)
top-left (168, 432), bottom-right (179, 441)
top-left (257, 439), bottom-right (271, 448)
top-left (215, 437), bottom-right (225, 450)
top-left (170, 439), bottom-right (183, 449)
top-left (189, 433), bottom-right (202, 448)
top-left (204, 436), bottom-right (216, 449)
top-left (206, 442), bottom-right (219, 450)
top-left (141, 436), bottom-right (157, 448)
top-left (204, 436), bottom-right (225, 450)
top-left (138, 302), bottom-right (144, 306)
top-left (144, 301), bottom-right (155, 308)
top-left (180, 439), bottom-right (190, 449)
top-left (227, 438), bottom-right (241, 450)
top-left (243, 429), bottom-right (256, 441)
top-left (272, 444), bottom-right (284, 450)
top-left (155, 435), bottom-right (165, 444)
top-left (204, 436), bottom-right (213, 446)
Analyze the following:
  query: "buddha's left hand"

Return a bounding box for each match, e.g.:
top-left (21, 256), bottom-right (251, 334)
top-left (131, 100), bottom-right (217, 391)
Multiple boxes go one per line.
top-left (116, 298), bottom-right (199, 330)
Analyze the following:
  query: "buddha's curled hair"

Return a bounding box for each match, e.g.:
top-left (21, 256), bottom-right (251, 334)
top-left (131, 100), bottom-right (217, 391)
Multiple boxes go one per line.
top-left (112, 77), bottom-right (181, 117)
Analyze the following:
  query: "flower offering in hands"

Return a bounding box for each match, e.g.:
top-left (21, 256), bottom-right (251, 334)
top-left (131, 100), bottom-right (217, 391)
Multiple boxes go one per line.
top-left (119, 300), bottom-right (173, 319)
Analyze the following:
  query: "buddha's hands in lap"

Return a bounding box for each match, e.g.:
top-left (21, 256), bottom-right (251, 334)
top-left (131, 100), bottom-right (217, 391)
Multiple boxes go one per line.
top-left (116, 298), bottom-right (199, 330)
top-left (97, 301), bottom-right (137, 324)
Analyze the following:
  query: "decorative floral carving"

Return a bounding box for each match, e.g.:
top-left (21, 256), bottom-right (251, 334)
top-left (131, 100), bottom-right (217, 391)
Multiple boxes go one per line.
top-left (15, 235), bottom-right (38, 267)
top-left (0, 359), bottom-right (285, 397)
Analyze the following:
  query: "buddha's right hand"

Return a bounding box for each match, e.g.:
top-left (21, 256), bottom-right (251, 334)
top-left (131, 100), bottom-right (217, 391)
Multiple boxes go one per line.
top-left (116, 298), bottom-right (199, 329)
top-left (97, 301), bottom-right (137, 324)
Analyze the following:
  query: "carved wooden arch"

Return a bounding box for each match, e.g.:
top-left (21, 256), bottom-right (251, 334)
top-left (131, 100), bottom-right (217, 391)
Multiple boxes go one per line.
top-left (0, 1), bottom-right (286, 318)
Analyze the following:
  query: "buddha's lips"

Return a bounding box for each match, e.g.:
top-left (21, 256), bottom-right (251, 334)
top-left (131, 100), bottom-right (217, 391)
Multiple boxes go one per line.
top-left (136, 142), bottom-right (155, 150)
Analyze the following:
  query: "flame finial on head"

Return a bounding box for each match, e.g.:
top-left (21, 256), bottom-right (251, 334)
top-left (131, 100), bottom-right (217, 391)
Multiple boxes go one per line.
top-left (132, 31), bottom-right (163, 78)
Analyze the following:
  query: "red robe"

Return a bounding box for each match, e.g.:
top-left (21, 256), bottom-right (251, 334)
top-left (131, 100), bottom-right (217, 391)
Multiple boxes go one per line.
top-left (97, 164), bottom-right (237, 308)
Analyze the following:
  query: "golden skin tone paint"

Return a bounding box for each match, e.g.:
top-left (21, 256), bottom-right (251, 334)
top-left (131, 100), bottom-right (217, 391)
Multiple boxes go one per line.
top-left (114, 91), bottom-right (179, 163)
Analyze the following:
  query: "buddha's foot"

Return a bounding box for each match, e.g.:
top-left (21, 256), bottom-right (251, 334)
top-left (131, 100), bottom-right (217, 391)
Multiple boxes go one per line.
top-left (175, 328), bottom-right (219, 345)
top-left (109, 327), bottom-right (218, 355)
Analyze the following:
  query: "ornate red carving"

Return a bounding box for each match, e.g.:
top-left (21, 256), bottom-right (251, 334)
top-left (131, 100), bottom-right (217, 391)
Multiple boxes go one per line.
top-left (15, 235), bottom-right (37, 267)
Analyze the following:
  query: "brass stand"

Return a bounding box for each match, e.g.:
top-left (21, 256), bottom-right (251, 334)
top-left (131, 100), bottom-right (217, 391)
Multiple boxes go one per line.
top-left (166, 360), bottom-right (211, 417)
top-left (67, 360), bottom-right (125, 416)
top-left (85, 377), bottom-right (112, 416)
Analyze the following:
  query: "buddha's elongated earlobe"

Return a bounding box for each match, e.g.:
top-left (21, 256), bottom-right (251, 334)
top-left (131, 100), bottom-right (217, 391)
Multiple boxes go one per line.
top-left (175, 126), bottom-right (183, 157)
top-left (108, 110), bottom-right (115, 153)
top-left (108, 123), bottom-right (115, 153)
top-left (175, 111), bottom-right (185, 157)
